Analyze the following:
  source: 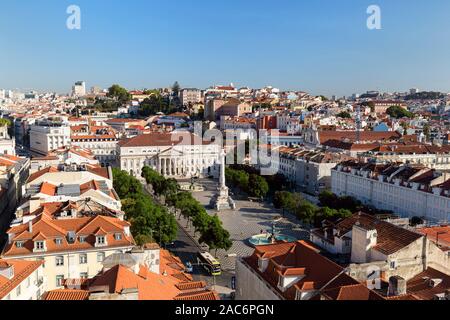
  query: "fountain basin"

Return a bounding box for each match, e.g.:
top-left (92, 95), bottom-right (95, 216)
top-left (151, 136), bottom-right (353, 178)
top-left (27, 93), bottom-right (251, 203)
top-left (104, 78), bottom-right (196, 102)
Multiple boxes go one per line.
top-left (248, 233), bottom-right (297, 246)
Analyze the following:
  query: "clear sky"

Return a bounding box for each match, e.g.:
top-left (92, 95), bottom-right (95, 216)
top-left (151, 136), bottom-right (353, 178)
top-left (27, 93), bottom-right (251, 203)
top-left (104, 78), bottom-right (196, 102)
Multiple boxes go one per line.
top-left (1, 0), bottom-right (450, 96)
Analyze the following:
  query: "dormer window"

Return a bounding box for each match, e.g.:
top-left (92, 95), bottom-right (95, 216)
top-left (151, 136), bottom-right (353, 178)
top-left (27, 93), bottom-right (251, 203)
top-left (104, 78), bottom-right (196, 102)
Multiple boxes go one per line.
top-left (55, 238), bottom-right (63, 245)
top-left (34, 241), bottom-right (45, 251)
top-left (96, 235), bottom-right (106, 246)
top-left (79, 236), bottom-right (86, 243)
top-left (114, 233), bottom-right (122, 241)
top-left (15, 241), bottom-right (24, 248)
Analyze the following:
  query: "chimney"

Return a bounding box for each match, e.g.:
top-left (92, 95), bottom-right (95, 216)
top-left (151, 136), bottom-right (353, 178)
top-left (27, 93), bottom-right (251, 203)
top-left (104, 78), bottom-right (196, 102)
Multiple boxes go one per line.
top-left (28, 220), bottom-right (33, 234)
top-left (0, 263), bottom-right (14, 280)
top-left (429, 278), bottom-right (443, 288)
top-left (388, 276), bottom-right (407, 296)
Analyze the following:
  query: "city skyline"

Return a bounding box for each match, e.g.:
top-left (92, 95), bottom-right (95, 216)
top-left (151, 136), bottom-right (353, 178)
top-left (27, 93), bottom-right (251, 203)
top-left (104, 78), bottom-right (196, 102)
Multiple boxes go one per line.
top-left (2, 0), bottom-right (450, 96)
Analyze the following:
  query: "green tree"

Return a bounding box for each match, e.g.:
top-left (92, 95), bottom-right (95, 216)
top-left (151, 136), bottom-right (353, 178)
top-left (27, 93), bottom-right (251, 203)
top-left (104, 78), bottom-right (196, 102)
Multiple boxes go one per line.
top-left (295, 201), bottom-right (317, 225)
top-left (192, 209), bottom-right (211, 236)
top-left (162, 178), bottom-right (179, 197)
top-left (112, 168), bottom-right (178, 246)
top-left (112, 168), bottom-right (143, 199)
top-left (131, 203), bottom-right (177, 245)
top-left (247, 174), bottom-right (269, 198)
top-left (386, 105), bottom-right (414, 119)
top-left (336, 111), bottom-right (351, 119)
top-left (199, 215), bottom-right (232, 256)
top-left (142, 166), bottom-right (166, 195)
top-left (107, 84), bottom-right (131, 102)
top-left (273, 191), bottom-right (297, 216)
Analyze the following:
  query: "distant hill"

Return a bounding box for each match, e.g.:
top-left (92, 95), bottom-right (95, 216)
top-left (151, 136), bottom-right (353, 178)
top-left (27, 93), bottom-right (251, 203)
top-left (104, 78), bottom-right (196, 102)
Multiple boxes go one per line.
top-left (405, 91), bottom-right (444, 100)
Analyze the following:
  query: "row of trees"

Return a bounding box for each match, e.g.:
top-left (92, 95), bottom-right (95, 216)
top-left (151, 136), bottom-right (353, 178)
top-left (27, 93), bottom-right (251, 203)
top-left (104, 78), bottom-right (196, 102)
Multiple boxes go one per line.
top-left (273, 191), bottom-right (352, 227)
top-left (225, 167), bottom-right (269, 198)
top-left (112, 168), bottom-right (178, 246)
top-left (142, 167), bottom-right (232, 255)
top-left (138, 92), bottom-right (177, 116)
top-left (318, 190), bottom-right (393, 216)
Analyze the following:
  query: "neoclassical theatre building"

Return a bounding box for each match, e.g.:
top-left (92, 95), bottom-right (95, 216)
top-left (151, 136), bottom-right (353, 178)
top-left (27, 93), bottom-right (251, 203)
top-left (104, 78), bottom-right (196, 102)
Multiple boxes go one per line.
top-left (117, 132), bottom-right (221, 179)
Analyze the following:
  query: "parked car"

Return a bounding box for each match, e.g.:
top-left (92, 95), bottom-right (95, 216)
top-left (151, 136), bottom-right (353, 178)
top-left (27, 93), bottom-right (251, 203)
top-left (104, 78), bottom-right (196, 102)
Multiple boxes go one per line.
top-left (185, 262), bottom-right (193, 273)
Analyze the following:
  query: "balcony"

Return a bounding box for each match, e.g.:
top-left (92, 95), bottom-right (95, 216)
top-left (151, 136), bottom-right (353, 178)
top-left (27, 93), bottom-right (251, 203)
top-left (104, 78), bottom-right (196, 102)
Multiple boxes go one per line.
top-left (35, 277), bottom-right (44, 287)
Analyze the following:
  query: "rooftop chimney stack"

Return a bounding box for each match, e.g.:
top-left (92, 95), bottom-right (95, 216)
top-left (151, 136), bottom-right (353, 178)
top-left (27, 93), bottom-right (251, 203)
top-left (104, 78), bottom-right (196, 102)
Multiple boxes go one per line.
top-left (388, 276), bottom-right (407, 296)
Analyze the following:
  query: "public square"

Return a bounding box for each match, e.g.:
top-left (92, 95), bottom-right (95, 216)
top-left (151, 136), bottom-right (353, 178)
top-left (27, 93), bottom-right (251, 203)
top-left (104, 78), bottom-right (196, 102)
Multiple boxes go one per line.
top-left (176, 179), bottom-right (311, 271)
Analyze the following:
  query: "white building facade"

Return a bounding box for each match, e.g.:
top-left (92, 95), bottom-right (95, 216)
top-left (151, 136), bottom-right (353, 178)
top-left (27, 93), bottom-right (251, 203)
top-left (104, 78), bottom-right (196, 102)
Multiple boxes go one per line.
top-left (29, 121), bottom-right (71, 156)
top-left (331, 163), bottom-right (450, 222)
top-left (117, 132), bottom-right (220, 178)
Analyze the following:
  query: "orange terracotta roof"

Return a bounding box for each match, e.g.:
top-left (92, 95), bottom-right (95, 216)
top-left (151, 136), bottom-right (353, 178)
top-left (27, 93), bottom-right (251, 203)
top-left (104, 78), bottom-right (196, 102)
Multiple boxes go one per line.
top-left (43, 289), bottom-right (90, 300)
top-left (417, 226), bottom-right (450, 248)
top-left (27, 166), bottom-right (59, 183)
top-left (246, 240), bottom-right (382, 300)
top-left (332, 212), bottom-right (422, 255)
top-left (319, 130), bottom-right (402, 144)
top-left (0, 259), bottom-right (43, 299)
top-left (3, 215), bottom-right (134, 257)
top-left (40, 182), bottom-right (57, 196)
top-left (405, 268), bottom-right (450, 300)
top-left (118, 132), bottom-right (211, 148)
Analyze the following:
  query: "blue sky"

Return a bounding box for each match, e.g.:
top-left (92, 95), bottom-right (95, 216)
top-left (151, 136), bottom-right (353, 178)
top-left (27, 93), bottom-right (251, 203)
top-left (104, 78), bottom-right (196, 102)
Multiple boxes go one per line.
top-left (1, 0), bottom-right (450, 96)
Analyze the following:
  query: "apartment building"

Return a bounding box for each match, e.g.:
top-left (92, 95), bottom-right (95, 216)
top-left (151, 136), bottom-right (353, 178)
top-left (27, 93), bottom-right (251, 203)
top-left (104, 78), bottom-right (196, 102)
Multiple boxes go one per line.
top-left (266, 130), bottom-right (304, 147)
top-left (42, 247), bottom-right (219, 300)
top-left (235, 240), bottom-right (384, 300)
top-left (0, 124), bottom-right (15, 155)
top-left (70, 124), bottom-right (118, 166)
top-left (17, 164), bottom-right (122, 216)
top-left (273, 146), bottom-right (355, 195)
top-left (372, 100), bottom-right (407, 114)
top-left (30, 146), bottom-right (99, 173)
top-left (72, 81), bottom-right (86, 97)
top-left (117, 132), bottom-right (220, 179)
top-left (363, 144), bottom-right (450, 170)
top-left (310, 213), bottom-right (450, 284)
top-left (29, 119), bottom-right (71, 156)
top-left (104, 118), bottom-right (147, 137)
top-left (1, 213), bottom-right (135, 291)
top-left (204, 98), bottom-right (252, 121)
top-left (180, 88), bottom-right (202, 106)
top-left (303, 126), bottom-right (402, 148)
top-left (0, 259), bottom-right (45, 300)
top-left (331, 161), bottom-right (450, 222)
top-left (0, 155), bottom-right (30, 237)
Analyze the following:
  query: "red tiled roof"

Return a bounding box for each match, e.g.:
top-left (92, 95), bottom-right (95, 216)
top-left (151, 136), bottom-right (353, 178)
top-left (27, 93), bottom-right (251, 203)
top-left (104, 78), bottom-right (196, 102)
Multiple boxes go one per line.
top-left (3, 215), bottom-right (134, 257)
top-left (245, 240), bottom-right (381, 300)
top-left (118, 132), bottom-right (210, 148)
top-left (43, 289), bottom-right (90, 300)
top-left (405, 268), bottom-right (450, 300)
top-left (332, 212), bottom-right (422, 255)
top-left (0, 259), bottom-right (43, 299)
top-left (319, 131), bottom-right (401, 144)
top-left (27, 167), bottom-right (59, 183)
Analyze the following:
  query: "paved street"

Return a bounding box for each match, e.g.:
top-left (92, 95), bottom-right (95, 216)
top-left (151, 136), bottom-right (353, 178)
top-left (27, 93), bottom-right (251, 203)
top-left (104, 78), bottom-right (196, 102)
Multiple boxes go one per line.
top-left (142, 183), bottom-right (234, 297)
top-left (143, 178), bottom-right (312, 295)
top-left (167, 221), bottom-right (234, 294)
top-left (185, 179), bottom-right (311, 271)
